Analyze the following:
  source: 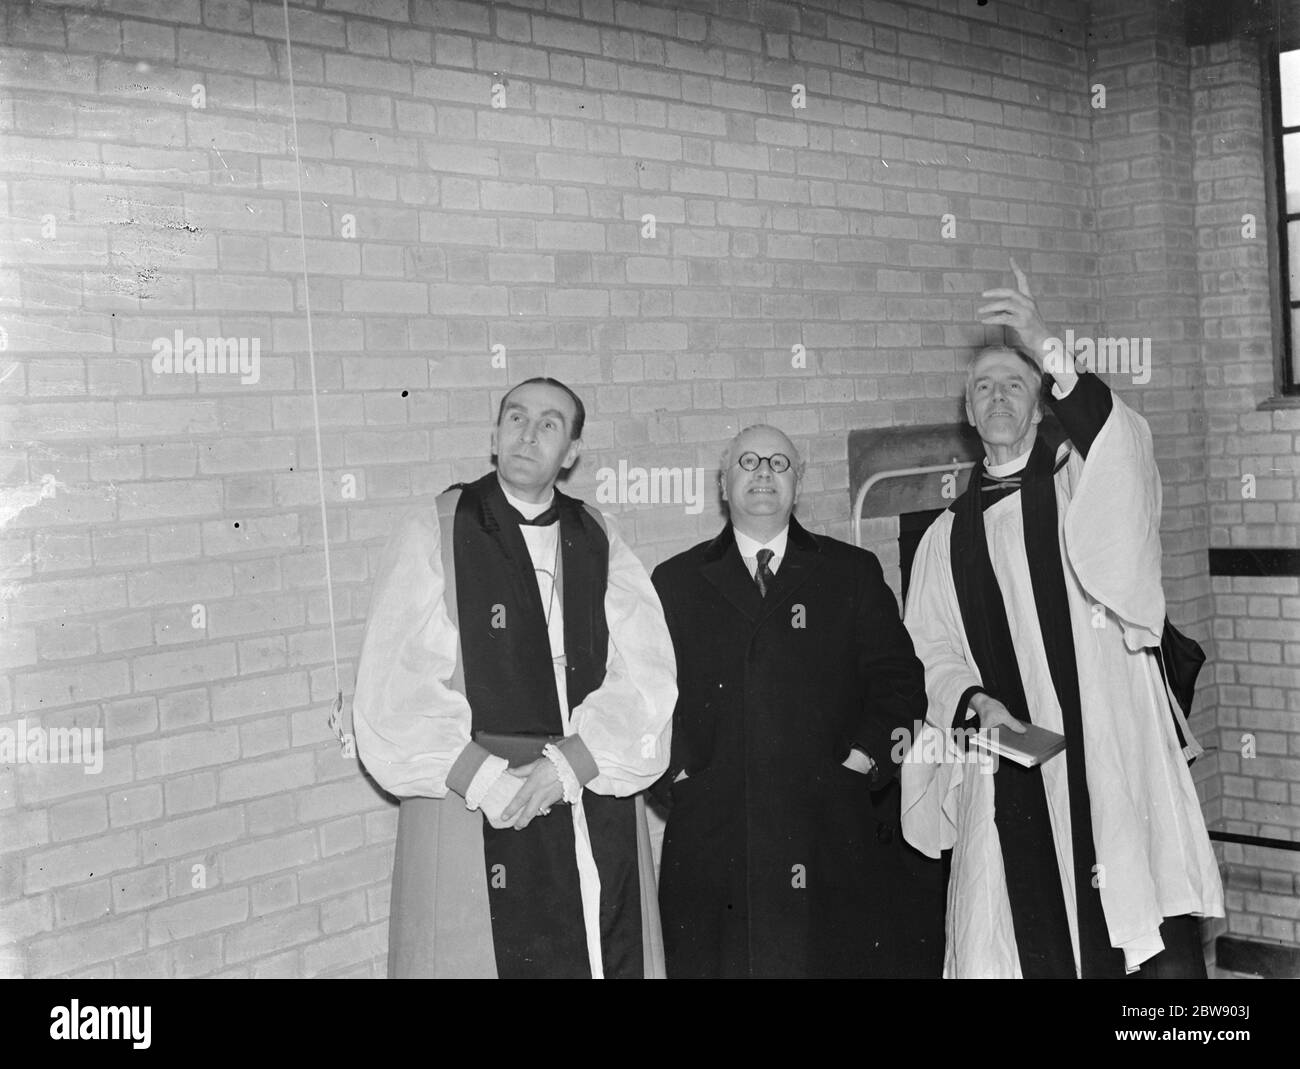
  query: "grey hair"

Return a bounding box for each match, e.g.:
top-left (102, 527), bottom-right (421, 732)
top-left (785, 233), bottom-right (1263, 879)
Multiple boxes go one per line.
top-left (718, 424), bottom-right (807, 480)
top-left (964, 345), bottom-right (1044, 404)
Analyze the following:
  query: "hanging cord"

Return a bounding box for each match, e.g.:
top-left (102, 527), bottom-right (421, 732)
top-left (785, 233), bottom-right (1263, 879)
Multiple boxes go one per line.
top-left (281, 0), bottom-right (347, 752)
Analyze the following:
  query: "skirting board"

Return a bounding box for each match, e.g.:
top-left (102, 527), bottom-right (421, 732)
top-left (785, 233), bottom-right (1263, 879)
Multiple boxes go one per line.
top-left (1214, 935), bottom-right (1300, 978)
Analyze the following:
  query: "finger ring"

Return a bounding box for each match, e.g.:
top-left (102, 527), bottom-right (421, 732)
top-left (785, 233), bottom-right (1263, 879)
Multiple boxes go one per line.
top-left (539, 807), bottom-right (551, 816)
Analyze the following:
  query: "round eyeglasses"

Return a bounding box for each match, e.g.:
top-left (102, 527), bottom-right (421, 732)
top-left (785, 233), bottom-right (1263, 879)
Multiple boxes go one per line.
top-left (737, 451), bottom-right (791, 474)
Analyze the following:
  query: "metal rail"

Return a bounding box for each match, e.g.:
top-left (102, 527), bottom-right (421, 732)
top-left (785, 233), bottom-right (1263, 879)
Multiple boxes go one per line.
top-left (851, 460), bottom-right (976, 547)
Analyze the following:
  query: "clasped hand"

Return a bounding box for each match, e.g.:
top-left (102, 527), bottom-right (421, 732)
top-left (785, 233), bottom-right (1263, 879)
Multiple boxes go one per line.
top-left (499, 758), bottom-right (565, 831)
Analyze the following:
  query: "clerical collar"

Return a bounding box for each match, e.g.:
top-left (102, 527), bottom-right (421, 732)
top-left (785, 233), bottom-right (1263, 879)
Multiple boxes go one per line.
top-left (734, 525), bottom-right (789, 564)
top-left (499, 480), bottom-right (556, 522)
top-left (985, 448), bottom-right (1032, 478)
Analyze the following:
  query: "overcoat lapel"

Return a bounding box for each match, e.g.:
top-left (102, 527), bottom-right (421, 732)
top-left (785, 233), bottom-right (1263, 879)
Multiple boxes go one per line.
top-left (699, 518), bottom-right (824, 624)
top-left (701, 529), bottom-right (762, 621)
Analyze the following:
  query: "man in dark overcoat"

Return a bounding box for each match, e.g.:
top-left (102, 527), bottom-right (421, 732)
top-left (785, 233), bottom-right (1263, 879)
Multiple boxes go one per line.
top-left (650, 424), bottom-right (931, 978)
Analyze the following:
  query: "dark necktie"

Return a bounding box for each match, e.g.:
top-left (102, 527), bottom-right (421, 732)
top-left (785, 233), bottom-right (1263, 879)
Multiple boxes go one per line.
top-left (979, 452), bottom-right (1070, 511)
top-left (981, 471), bottom-right (1023, 492)
top-left (507, 500), bottom-right (560, 527)
top-left (753, 548), bottom-right (775, 598)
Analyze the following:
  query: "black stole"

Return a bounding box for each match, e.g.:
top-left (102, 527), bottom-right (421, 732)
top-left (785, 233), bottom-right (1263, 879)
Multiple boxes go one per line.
top-left (949, 437), bottom-right (1124, 978)
top-left (453, 473), bottom-right (609, 733)
top-left (451, 473), bottom-right (641, 978)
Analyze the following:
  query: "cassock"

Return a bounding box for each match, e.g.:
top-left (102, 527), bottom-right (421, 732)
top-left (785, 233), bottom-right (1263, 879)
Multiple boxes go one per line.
top-left (352, 473), bottom-right (676, 978)
top-left (651, 518), bottom-right (931, 977)
top-left (901, 373), bottom-right (1224, 977)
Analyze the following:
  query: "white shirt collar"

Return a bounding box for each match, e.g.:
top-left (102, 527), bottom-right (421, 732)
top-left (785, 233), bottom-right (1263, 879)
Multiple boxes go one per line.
top-left (734, 525), bottom-right (789, 568)
top-left (499, 479), bottom-right (555, 521)
top-left (985, 448), bottom-right (1033, 478)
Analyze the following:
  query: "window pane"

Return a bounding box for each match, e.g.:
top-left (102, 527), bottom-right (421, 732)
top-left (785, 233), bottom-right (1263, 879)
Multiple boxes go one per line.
top-left (1293, 308), bottom-right (1300, 375)
top-left (1292, 221), bottom-right (1300, 295)
top-left (1287, 133), bottom-right (1300, 214)
top-left (1282, 49), bottom-right (1300, 128)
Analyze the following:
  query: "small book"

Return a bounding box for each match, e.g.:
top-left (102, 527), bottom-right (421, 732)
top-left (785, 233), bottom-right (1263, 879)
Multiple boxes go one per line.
top-left (473, 731), bottom-right (561, 768)
top-left (969, 722), bottom-right (1066, 768)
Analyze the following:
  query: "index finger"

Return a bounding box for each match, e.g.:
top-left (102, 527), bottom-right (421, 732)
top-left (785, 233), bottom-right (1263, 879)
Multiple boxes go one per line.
top-left (513, 796), bottom-right (541, 830)
top-left (1009, 257), bottom-right (1032, 299)
top-left (501, 787), bottom-right (527, 820)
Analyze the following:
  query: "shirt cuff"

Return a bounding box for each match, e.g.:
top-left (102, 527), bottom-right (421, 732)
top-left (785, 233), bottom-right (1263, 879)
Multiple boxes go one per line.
top-left (553, 734), bottom-right (599, 788)
top-left (446, 740), bottom-right (494, 800)
top-left (1050, 375), bottom-right (1077, 399)
top-left (465, 754), bottom-right (509, 812)
top-left (543, 743), bottom-right (582, 805)
top-left (953, 686), bottom-right (987, 732)
top-left (846, 746), bottom-right (882, 786)
top-left (477, 768), bottom-right (524, 825)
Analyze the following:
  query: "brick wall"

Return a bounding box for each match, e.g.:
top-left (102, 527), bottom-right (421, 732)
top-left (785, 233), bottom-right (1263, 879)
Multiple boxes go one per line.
top-left (0, 0), bottom-right (1289, 977)
top-left (1192, 35), bottom-right (1300, 948)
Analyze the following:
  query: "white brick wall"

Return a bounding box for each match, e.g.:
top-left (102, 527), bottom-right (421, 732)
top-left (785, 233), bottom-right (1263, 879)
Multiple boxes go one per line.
top-left (0, 0), bottom-right (1290, 977)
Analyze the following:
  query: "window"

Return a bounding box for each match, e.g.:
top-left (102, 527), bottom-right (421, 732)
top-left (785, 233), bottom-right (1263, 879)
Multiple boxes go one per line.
top-left (1268, 44), bottom-right (1300, 390)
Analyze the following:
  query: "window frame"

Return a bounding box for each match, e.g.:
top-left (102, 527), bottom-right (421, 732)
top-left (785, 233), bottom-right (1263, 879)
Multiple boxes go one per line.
top-left (1264, 37), bottom-right (1300, 395)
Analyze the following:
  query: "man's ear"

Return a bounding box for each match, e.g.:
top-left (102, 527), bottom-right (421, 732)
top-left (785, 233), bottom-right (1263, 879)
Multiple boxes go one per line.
top-left (719, 470), bottom-right (728, 503)
top-left (490, 427), bottom-right (499, 455)
top-left (562, 437), bottom-right (582, 471)
top-left (964, 397), bottom-right (976, 427)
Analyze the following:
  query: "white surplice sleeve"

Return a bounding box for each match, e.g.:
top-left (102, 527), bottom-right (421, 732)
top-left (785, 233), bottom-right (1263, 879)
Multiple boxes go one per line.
top-left (904, 517), bottom-right (985, 730)
top-left (351, 508), bottom-right (476, 800)
top-left (560, 515), bottom-right (676, 798)
top-left (899, 516), bottom-right (983, 858)
top-left (1063, 392), bottom-right (1166, 651)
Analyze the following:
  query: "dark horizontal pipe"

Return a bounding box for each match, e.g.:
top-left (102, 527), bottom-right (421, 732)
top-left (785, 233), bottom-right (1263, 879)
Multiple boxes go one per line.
top-left (1209, 830), bottom-right (1300, 852)
top-left (1207, 548), bottom-right (1300, 577)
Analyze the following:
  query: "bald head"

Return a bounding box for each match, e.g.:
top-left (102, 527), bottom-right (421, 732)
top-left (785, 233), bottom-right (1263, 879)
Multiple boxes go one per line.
top-left (720, 424), bottom-right (803, 541)
top-left (719, 424), bottom-right (804, 477)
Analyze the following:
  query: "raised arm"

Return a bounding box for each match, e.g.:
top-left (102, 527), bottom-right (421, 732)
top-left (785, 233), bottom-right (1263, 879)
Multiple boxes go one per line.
top-left (1047, 370), bottom-right (1113, 457)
